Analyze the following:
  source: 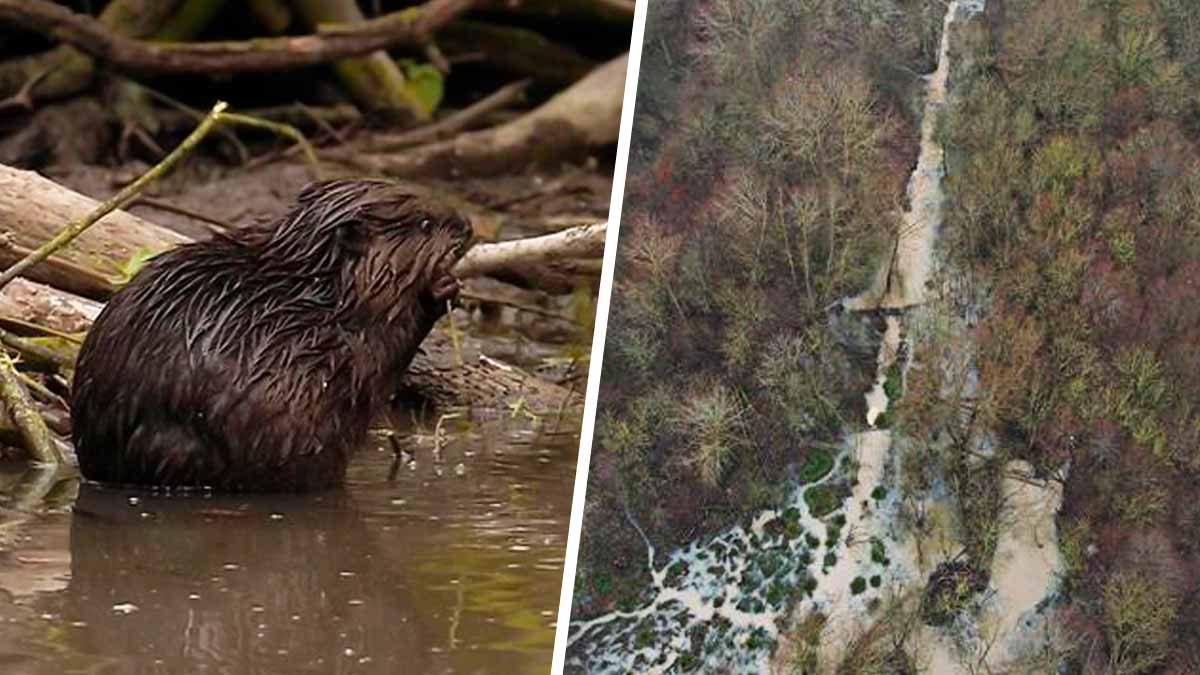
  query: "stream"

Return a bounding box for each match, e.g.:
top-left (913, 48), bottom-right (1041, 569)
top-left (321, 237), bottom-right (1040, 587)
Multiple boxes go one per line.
top-left (568, 1), bottom-right (1065, 672)
top-left (0, 410), bottom-right (579, 675)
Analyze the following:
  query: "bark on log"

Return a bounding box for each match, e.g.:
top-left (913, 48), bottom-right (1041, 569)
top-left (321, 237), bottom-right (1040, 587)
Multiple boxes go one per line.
top-left (341, 53), bottom-right (627, 178)
top-left (0, 0), bottom-right (472, 75)
top-left (475, 0), bottom-right (634, 25)
top-left (0, 165), bottom-right (188, 299)
top-left (402, 332), bottom-right (580, 413)
top-left (0, 278), bottom-right (100, 335)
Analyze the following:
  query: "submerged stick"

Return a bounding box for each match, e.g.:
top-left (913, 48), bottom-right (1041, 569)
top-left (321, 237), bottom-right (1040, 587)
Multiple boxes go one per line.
top-left (0, 101), bottom-right (229, 294)
top-left (0, 349), bottom-right (61, 465)
top-left (454, 222), bottom-right (606, 279)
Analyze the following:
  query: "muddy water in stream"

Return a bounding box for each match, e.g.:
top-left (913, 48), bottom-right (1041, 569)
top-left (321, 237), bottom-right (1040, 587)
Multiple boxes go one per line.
top-left (0, 413), bottom-right (578, 675)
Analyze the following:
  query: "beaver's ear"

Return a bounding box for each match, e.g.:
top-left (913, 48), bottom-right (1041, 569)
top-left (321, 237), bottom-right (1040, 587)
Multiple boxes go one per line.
top-left (335, 220), bottom-right (369, 257)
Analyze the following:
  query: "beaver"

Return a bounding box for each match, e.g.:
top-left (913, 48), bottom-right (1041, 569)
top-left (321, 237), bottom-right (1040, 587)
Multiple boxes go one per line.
top-left (70, 178), bottom-right (473, 492)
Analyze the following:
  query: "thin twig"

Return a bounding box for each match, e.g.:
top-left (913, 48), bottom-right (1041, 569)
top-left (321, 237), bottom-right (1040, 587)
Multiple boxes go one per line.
top-left (18, 371), bottom-right (63, 407)
top-left (137, 84), bottom-right (249, 164)
top-left (446, 300), bottom-right (463, 367)
top-left (0, 349), bottom-right (60, 465)
top-left (371, 79), bottom-right (530, 150)
top-left (221, 111), bottom-right (321, 178)
top-left (0, 318), bottom-right (83, 344)
top-left (0, 329), bottom-right (74, 371)
top-left (131, 197), bottom-right (232, 233)
top-left (0, 101), bottom-right (230, 294)
top-left (0, 67), bottom-right (51, 114)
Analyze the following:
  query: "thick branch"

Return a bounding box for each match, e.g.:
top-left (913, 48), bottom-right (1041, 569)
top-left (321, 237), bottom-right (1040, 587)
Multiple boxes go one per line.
top-left (0, 0), bottom-right (473, 75)
top-left (475, 0), bottom-right (634, 24)
top-left (341, 53), bottom-right (627, 178)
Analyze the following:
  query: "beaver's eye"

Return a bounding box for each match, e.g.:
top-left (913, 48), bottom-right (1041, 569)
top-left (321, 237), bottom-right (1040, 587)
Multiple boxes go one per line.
top-left (419, 218), bottom-right (432, 233)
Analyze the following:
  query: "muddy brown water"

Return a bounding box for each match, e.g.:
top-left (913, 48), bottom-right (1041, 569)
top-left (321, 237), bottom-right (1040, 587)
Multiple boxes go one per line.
top-left (0, 413), bottom-right (578, 675)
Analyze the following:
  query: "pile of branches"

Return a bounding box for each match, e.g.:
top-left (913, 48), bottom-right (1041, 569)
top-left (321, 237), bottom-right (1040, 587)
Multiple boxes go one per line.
top-left (0, 0), bottom-right (631, 175)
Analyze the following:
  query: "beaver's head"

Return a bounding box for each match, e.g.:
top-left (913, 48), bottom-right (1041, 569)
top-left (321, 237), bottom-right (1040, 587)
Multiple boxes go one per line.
top-left (254, 178), bottom-right (473, 322)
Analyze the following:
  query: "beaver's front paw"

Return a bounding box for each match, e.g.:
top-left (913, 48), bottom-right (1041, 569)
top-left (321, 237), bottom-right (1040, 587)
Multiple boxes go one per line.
top-left (431, 273), bottom-right (461, 304)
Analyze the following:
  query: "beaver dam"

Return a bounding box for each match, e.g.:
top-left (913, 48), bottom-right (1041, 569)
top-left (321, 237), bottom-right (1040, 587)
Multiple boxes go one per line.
top-left (566, 1), bottom-right (1067, 671)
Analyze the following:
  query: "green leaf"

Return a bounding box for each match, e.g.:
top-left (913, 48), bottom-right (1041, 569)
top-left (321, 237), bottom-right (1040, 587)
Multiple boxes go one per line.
top-left (111, 248), bottom-right (157, 286)
top-left (398, 60), bottom-right (444, 115)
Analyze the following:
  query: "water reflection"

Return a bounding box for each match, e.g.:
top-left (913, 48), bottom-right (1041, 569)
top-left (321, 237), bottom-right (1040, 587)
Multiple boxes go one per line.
top-left (0, 413), bottom-right (578, 675)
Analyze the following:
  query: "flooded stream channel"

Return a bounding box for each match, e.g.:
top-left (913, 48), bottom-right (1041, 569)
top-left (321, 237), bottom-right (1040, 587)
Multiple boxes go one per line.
top-left (0, 409), bottom-right (578, 675)
top-left (569, 1), bottom-right (1064, 672)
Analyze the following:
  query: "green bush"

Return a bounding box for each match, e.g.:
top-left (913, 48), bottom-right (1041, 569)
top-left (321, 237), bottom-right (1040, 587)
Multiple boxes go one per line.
top-left (797, 447), bottom-right (835, 483)
top-left (805, 484), bottom-right (841, 518)
top-left (870, 538), bottom-right (888, 566)
top-left (850, 577), bottom-right (867, 595)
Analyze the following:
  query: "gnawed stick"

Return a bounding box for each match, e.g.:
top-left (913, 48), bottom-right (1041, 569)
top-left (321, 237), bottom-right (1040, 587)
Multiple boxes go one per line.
top-left (454, 222), bottom-right (606, 279)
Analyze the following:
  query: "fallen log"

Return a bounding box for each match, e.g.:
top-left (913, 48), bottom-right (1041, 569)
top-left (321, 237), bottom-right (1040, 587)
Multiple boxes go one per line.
top-left (0, 278), bottom-right (98, 335)
top-left (0, 164), bottom-right (187, 299)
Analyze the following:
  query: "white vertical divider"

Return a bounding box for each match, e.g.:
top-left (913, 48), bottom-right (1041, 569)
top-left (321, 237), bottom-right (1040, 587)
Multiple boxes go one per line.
top-left (549, 2), bottom-right (650, 672)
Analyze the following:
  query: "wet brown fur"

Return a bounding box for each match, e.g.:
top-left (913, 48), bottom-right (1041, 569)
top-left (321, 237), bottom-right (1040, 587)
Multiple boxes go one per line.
top-left (70, 179), bottom-right (472, 492)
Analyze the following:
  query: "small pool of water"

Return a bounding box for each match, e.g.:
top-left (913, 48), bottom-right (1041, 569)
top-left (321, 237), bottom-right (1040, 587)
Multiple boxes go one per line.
top-left (0, 412), bottom-right (579, 675)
